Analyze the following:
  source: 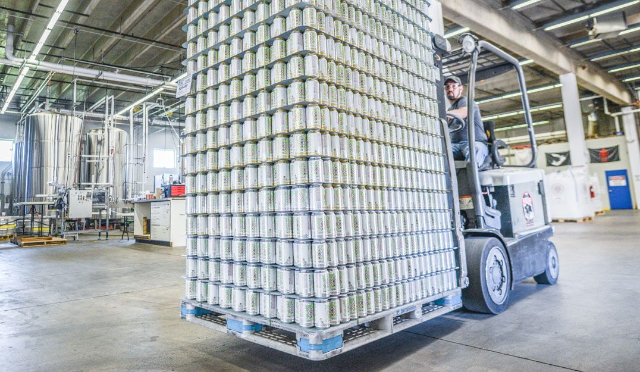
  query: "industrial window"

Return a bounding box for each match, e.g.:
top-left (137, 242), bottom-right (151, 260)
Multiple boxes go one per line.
top-left (0, 139), bottom-right (13, 162)
top-left (153, 148), bottom-right (175, 168)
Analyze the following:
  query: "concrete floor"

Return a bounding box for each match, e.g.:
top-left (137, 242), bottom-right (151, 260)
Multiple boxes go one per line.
top-left (1, 211), bottom-right (639, 372)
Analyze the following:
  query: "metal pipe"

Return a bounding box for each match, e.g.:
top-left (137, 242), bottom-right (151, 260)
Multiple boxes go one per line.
top-left (1, 164), bottom-right (13, 212)
top-left (4, 25), bottom-right (174, 89)
top-left (478, 40), bottom-right (538, 167)
top-left (465, 44), bottom-right (485, 229)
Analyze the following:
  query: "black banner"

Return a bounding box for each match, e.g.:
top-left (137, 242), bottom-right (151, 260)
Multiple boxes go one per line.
top-left (545, 151), bottom-right (571, 167)
top-left (589, 146), bottom-right (620, 163)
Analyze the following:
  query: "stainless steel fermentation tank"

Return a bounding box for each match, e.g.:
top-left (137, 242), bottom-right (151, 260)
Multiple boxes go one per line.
top-left (84, 127), bottom-right (128, 202)
top-left (12, 112), bottom-right (84, 203)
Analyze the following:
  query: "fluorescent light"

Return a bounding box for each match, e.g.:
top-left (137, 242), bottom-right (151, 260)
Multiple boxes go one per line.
top-left (590, 0), bottom-right (639, 17)
top-left (545, 0), bottom-right (640, 31)
top-left (484, 103), bottom-right (563, 120)
top-left (116, 73), bottom-right (187, 116)
top-left (591, 46), bottom-right (640, 61)
top-left (0, 0), bottom-right (69, 114)
top-left (609, 62), bottom-right (640, 73)
top-left (512, 0), bottom-right (543, 10)
top-left (0, 67), bottom-right (31, 113)
top-left (444, 27), bottom-right (469, 39)
top-left (619, 24), bottom-right (640, 35)
top-left (570, 38), bottom-right (602, 48)
top-left (495, 120), bottom-right (550, 131)
top-left (623, 75), bottom-right (640, 82)
top-left (478, 84), bottom-right (562, 104)
top-left (520, 59), bottom-right (535, 65)
top-left (545, 16), bottom-right (589, 31)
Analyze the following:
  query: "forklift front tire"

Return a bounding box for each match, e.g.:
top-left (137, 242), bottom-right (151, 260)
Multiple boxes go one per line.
top-left (462, 237), bottom-right (511, 315)
top-left (534, 241), bottom-right (559, 285)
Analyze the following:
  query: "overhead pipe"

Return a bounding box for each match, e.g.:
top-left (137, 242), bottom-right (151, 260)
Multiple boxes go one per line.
top-left (3, 25), bottom-right (175, 89)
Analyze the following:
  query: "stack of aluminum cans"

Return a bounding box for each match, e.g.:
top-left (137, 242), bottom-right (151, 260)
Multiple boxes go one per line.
top-left (183, 0), bottom-right (458, 329)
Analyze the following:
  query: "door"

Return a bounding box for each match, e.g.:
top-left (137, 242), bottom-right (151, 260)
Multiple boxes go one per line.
top-left (606, 170), bottom-right (633, 209)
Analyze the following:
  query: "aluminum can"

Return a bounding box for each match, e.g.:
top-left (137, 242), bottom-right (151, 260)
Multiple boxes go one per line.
top-left (257, 163), bottom-right (273, 187)
top-left (185, 278), bottom-right (197, 299)
top-left (339, 294), bottom-right (350, 322)
top-left (289, 105), bottom-right (305, 130)
top-left (274, 186), bottom-right (291, 212)
top-left (219, 285), bottom-right (233, 308)
top-left (261, 292), bottom-right (278, 318)
top-left (260, 238), bottom-right (276, 264)
top-left (231, 213), bottom-right (245, 236)
top-left (313, 269), bottom-right (329, 298)
top-left (232, 287), bottom-right (246, 312)
top-left (291, 185), bottom-right (309, 211)
top-left (276, 239), bottom-right (294, 266)
top-left (273, 109), bottom-right (288, 133)
top-left (257, 114), bottom-right (271, 137)
top-left (365, 288), bottom-right (375, 314)
top-left (261, 265), bottom-right (278, 291)
top-left (291, 158), bottom-right (309, 185)
top-left (348, 292), bottom-right (358, 320)
top-left (258, 188), bottom-right (274, 213)
top-left (290, 132), bottom-right (307, 157)
top-left (277, 267), bottom-right (295, 294)
top-left (274, 160), bottom-right (291, 186)
top-left (314, 299), bottom-right (330, 328)
top-left (232, 238), bottom-right (246, 261)
top-left (207, 282), bottom-right (219, 305)
top-left (292, 212), bottom-right (311, 240)
top-left (220, 237), bottom-right (233, 259)
top-left (356, 290), bottom-right (367, 318)
top-left (246, 237), bottom-right (261, 262)
top-left (327, 267), bottom-right (339, 295)
top-left (310, 212), bottom-right (326, 239)
top-left (278, 295), bottom-right (296, 323)
top-left (220, 261), bottom-right (234, 284)
top-left (197, 236), bottom-right (208, 257)
top-left (259, 213), bottom-right (275, 239)
top-left (275, 212), bottom-right (293, 239)
top-left (295, 269), bottom-right (315, 298)
top-left (186, 256), bottom-right (198, 277)
top-left (307, 130), bottom-right (323, 156)
top-left (308, 157), bottom-right (324, 183)
top-left (309, 183), bottom-right (324, 211)
top-left (327, 296), bottom-right (341, 326)
top-left (244, 190), bottom-right (259, 214)
top-left (186, 236), bottom-right (198, 256)
top-left (245, 289), bottom-right (261, 315)
top-left (273, 135), bottom-right (290, 160)
top-left (294, 239), bottom-right (313, 268)
top-left (296, 298), bottom-right (315, 328)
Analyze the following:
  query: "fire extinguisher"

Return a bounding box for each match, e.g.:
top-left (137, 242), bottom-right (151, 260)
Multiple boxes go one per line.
top-left (590, 185), bottom-right (595, 199)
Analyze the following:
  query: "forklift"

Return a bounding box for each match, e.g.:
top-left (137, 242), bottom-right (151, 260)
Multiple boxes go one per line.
top-left (435, 35), bottom-right (560, 314)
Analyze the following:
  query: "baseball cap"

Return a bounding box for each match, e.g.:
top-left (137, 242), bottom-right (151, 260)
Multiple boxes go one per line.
top-left (444, 76), bottom-right (462, 85)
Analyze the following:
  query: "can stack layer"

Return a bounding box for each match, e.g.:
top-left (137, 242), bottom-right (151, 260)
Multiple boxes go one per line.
top-left (182, 0), bottom-right (458, 329)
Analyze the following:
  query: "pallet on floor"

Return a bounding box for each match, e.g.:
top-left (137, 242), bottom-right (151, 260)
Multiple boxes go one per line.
top-left (12, 236), bottom-right (67, 247)
top-left (595, 210), bottom-right (606, 216)
top-left (181, 288), bottom-right (462, 360)
top-left (552, 216), bottom-right (594, 223)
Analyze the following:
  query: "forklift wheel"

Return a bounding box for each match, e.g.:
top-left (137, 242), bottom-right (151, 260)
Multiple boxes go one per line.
top-left (462, 237), bottom-right (511, 315)
top-left (534, 242), bottom-right (559, 285)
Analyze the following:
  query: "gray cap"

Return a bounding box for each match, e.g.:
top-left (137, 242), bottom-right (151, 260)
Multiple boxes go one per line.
top-left (444, 76), bottom-right (462, 85)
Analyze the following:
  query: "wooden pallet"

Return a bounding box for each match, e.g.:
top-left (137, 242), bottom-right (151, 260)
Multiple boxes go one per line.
top-left (12, 236), bottom-right (67, 247)
top-left (595, 210), bottom-right (606, 216)
top-left (553, 216), bottom-right (594, 223)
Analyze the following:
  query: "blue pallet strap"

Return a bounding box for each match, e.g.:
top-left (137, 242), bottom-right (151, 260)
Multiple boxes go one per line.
top-left (227, 318), bottom-right (264, 333)
top-left (298, 334), bottom-right (343, 354)
top-left (181, 303), bottom-right (213, 317)
top-left (435, 293), bottom-right (462, 307)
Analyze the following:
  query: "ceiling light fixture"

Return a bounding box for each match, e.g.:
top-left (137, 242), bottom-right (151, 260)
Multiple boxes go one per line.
top-left (116, 73), bottom-right (187, 116)
top-left (511, 0), bottom-right (543, 10)
top-left (444, 27), bottom-right (470, 39)
top-left (1, 0), bottom-right (70, 114)
top-left (544, 0), bottom-right (640, 31)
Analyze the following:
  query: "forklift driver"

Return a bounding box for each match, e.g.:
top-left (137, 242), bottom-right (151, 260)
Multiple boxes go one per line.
top-left (445, 76), bottom-right (489, 167)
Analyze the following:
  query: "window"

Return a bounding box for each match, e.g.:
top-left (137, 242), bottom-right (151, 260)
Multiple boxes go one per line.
top-left (153, 148), bottom-right (175, 168)
top-left (0, 140), bottom-right (13, 162)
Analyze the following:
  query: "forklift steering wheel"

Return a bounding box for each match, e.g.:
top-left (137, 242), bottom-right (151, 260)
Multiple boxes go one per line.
top-left (447, 113), bottom-right (466, 133)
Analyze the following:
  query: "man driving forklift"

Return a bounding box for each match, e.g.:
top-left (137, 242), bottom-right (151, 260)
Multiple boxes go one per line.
top-left (445, 76), bottom-right (488, 166)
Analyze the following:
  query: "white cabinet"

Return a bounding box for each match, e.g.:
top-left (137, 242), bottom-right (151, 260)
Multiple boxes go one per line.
top-left (134, 198), bottom-right (186, 247)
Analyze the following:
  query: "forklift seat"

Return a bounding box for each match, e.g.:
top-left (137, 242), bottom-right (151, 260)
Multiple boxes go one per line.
top-left (479, 120), bottom-right (507, 171)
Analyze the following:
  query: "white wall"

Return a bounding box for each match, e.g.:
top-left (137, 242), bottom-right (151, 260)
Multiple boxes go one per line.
top-left (536, 136), bottom-right (635, 210)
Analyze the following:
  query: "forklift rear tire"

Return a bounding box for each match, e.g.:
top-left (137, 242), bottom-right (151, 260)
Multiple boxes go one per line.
top-left (534, 242), bottom-right (559, 285)
top-left (462, 237), bottom-right (511, 315)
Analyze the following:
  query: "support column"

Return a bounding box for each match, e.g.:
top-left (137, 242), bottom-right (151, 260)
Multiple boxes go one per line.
top-left (621, 107), bottom-right (640, 209)
top-left (559, 73), bottom-right (588, 167)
